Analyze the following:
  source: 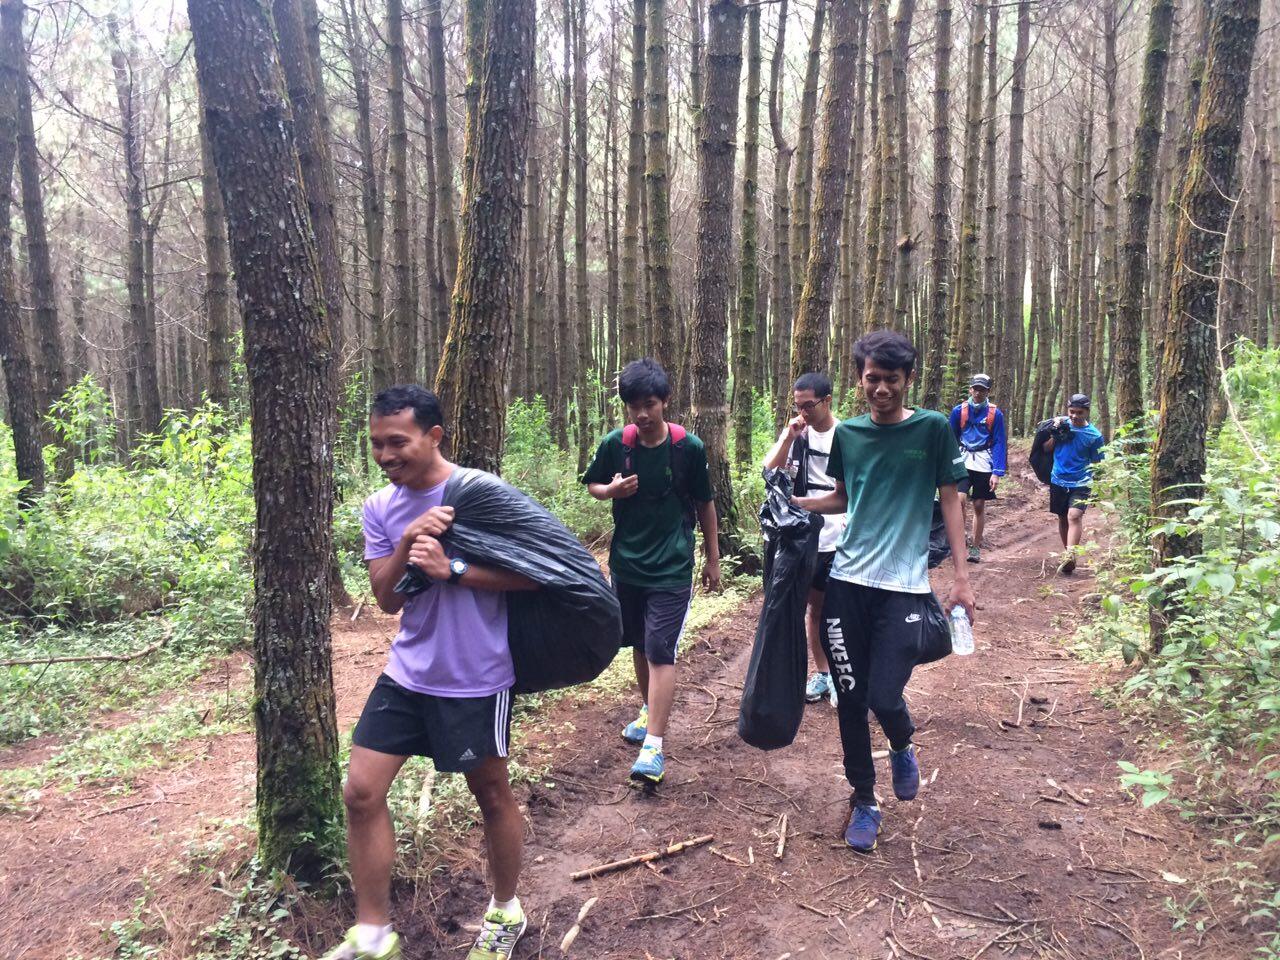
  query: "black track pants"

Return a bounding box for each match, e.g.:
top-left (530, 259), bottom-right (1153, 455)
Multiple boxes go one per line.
top-left (819, 578), bottom-right (924, 801)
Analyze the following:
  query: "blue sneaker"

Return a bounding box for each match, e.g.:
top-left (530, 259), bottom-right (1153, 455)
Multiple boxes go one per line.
top-left (890, 744), bottom-right (920, 801)
top-left (845, 803), bottom-right (882, 852)
top-left (804, 671), bottom-right (832, 703)
top-left (622, 704), bottom-right (648, 743)
top-left (629, 743), bottom-right (665, 784)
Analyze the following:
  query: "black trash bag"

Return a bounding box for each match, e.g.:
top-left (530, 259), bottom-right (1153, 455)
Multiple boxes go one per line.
top-left (916, 591), bottom-right (953, 665)
top-left (927, 500), bottom-right (950, 569)
top-left (739, 468), bottom-right (824, 750)
top-left (1029, 418), bottom-right (1070, 485)
top-left (396, 467), bottom-right (622, 695)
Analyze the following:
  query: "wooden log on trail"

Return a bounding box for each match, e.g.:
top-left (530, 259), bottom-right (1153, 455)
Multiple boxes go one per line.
top-left (570, 834), bottom-right (714, 881)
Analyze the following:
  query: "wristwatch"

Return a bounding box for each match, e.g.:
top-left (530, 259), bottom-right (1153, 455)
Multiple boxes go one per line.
top-left (447, 557), bottom-right (469, 585)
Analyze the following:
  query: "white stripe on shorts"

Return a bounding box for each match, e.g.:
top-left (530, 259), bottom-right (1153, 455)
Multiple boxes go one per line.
top-left (494, 689), bottom-right (510, 757)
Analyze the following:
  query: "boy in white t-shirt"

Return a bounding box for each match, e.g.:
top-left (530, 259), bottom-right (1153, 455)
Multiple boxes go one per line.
top-left (763, 372), bottom-right (847, 706)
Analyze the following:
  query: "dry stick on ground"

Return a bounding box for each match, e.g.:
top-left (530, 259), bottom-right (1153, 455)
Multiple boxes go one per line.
top-left (558, 896), bottom-right (598, 953)
top-left (570, 834), bottom-right (714, 880)
top-left (775, 812), bottom-right (789, 858)
top-left (635, 881), bottom-right (745, 921)
top-left (0, 628), bottom-right (173, 667)
top-left (1046, 777), bottom-right (1090, 805)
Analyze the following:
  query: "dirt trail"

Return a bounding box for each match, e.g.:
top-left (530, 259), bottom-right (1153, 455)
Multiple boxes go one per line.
top-left (0, 466), bottom-right (1254, 959)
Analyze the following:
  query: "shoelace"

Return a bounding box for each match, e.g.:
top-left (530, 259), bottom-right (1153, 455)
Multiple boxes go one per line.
top-left (475, 916), bottom-right (519, 952)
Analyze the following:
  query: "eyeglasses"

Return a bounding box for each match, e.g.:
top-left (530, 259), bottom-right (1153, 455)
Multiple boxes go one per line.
top-left (793, 399), bottom-right (827, 414)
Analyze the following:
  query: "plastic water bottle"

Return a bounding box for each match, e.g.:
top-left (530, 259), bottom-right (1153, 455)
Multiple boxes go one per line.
top-left (949, 605), bottom-right (974, 656)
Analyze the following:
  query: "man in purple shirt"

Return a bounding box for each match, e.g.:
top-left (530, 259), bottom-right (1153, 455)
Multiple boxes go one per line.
top-left (322, 386), bottom-right (537, 960)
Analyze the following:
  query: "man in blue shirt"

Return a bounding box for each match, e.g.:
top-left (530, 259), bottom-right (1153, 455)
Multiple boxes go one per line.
top-left (949, 373), bottom-right (1007, 563)
top-left (1040, 393), bottom-right (1105, 574)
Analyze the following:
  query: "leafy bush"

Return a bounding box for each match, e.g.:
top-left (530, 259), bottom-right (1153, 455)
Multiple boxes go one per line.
top-left (1088, 345), bottom-right (1280, 946)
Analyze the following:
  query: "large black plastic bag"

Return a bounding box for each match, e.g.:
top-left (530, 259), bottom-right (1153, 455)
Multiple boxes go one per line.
top-left (431, 467), bottom-right (622, 694)
top-left (739, 468), bottom-right (824, 750)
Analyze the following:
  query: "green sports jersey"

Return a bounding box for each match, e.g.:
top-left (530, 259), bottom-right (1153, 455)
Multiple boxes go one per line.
top-left (581, 428), bottom-right (715, 588)
top-left (826, 408), bottom-right (967, 594)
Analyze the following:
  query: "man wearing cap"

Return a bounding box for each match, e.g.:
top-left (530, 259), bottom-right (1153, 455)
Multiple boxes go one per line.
top-left (949, 374), bottom-right (1007, 563)
top-left (1040, 394), bottom-right (1105, 574)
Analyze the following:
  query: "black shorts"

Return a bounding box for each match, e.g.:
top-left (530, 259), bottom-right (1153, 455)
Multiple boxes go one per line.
top-left (1049, 483), bottom-right (1091, 517)
top-left (958, 469), bottom-right (996, 501)
top-left (615, 580), bottom-right (693, 666)
top-left (352, 674), bottom-right (512, 773)
top-left (811, 551), bottom-right (835, 592)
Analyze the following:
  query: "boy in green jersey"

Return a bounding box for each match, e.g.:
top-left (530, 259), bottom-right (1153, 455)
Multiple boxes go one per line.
top-left (795, 331), bottom-right (975, 853)
top-left (582, 359), bottom-right (721, 785)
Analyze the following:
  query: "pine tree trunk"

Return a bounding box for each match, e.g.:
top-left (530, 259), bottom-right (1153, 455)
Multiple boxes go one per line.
top-left (385, 0), bottom-right (413, 385)
top-left (339, 0), bottom-right (389, 394)
top-left (550, 13), bottom-right (571, 447)
top-left (0, 3), bottom-right (40, 500)
top-left (867, 0), bottom-right (895, 327)
top-left (108, 16), bottom-right (161, 438)
top-left (70, 206), bottom-right (90, 380)
top-left (1115, 0), bottom-right (1175, 427)
top-left (1096, 0), bottom-right (1119, 437)
top-left (1001, 0), bottom-right (1030, 430)
top-left (427, 0), bottom-right (460, 304)
top-left (189, 0), bottom-right (342, 882)
top-left (792, 0), bottom-right (860, 380)
top-left (690, 0), bottom-right (749, 563)
top-left (622, 0), bottom-right (647, 363)
top-left (1151, 0), bottom-right (1260, 651)
top-left (734, 6), bottom-right (761, 467)
top-left (922, 0), bottom-right (951, 412)
top-left (946, 0), bottom-right (985, 403)
top-left (605, 0), bottom-right (621, 407)
top-left (433, 0), bottom-right (534, 471)
top-left (12, 3), bottom-right (63, 430)
top-left (890, 0), bottom-right (915, 332)
top-left (572, 0), bottom-right (592, 471)
top-left (837, 7), bottom-right (869, 393)
top-left (646, 0), bottom-right (677, 373)
top-left (790, 0), bottom-right (826, 314)
top-left (979, 1), bottom-right (998, 373)
top-left (768, 0), bottom-right (794, 428)
top-left (198, 91), bottom-right (233, 409)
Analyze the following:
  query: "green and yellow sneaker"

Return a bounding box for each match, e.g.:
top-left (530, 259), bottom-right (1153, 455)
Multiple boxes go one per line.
top-left (319, 927), bottom-right (402, 960)
top-left (622, 704), bottom-right (649, 743)
top-left (466, 905), bottom-right (527, 959)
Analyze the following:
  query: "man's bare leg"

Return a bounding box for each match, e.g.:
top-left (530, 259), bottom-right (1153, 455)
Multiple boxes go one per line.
top-left (806, 587), bottom-right (830, 673)
top-left (344, 747), bottom-right (410, 926)
top-left (464, 756), bottom-right (523, 903)
top-left (645, 663), bottom-right (676, 737)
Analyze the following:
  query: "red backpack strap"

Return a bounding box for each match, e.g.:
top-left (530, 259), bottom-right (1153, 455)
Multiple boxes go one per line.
top-left (667, 422), bottom-right (687, 444)
top-left (986, 404), bottom-right (997, 431)
top-left (959, 404), bottom-right (970, 429)
top-left (621, 423), bottom-right (638, 473)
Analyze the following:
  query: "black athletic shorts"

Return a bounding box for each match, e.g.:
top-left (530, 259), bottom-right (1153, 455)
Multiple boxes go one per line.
top-left (1049, 483), bottom-right (1091, 517)
top-left (352, 674), bottom-right (512, 773)
top-left (958, 469), bottom-right (997, 501)
top-left (811, 550), bottom-right (836, 592)
top-left (614, 579), bottom-right (693, 666)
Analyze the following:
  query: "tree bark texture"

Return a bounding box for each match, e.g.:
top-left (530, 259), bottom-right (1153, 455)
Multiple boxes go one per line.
top-left (433, 0), bottom-right (534, 473)
top-left (573, 0), bottom-right (592, 471)
top-left (1116, 0), bottom-right (1176, 427)
top-left (385, 0), bottom-right (413, 385)
top-left (188, 0), bottom-right (342, 881)
top-left (427, 0), bottom-right (461, 306)
top-left (646, 0), bottom-right (677, 373)
top-left (790, 0), bottom-right (826, 314)
top-left (922, 0), bottom-right (952, 412)
top-left (0, 0), bottom-right (41, 501)
top-left (792, 0), bottom-right (859, 381)
top-left (198, 88), bottom-right (233, 409)
top-left (689, 0), bottom-right (745, 551)
top-left (1001, 0), bottom-right (1030, 430)
top-left (733, 6), bottom-right (761, 467)
top-left (108, 15), bottom-right (162, 438)
top-left (1150, 0), bottom-right (1260, 649)
top-left (768, 0), bottom-right (794, 428)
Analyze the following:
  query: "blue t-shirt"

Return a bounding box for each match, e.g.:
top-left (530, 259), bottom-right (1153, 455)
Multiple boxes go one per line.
top-left (949, 401), bottom-right (1008, 476)
top-left (1051, 422), bottom-right (1105, 488)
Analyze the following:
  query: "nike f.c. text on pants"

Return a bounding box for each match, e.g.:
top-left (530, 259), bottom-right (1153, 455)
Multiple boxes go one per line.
top-left (819, 578), bottom-right (926, 802)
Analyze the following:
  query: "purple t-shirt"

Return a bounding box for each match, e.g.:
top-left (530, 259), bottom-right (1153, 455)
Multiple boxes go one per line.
top-left (362, 477), bottom-right (514, 697)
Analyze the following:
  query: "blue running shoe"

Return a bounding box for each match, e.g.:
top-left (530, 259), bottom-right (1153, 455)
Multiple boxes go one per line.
top-left (629, 743), bottom-right (665, 784)
top-left (890, 744), bottom-right (920, 801)
top-left (844, 803), bottom-right (882, 852)
top-left (622, 704), bottom-right (648, 744)
top-left (804, 672), bottom-right (832, 703)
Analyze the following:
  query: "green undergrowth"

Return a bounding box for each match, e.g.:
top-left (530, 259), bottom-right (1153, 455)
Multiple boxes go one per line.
top-left (1081, 345), bottom-right (1280, 955)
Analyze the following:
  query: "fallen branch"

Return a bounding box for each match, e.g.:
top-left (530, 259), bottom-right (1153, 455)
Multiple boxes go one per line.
top-left (635, 881), bottom-right (743, 921)
top-left (1046, 778), bottom-right (1090, 806)
top-left (2, 627), bottom-right (173, 668)
top-left (798, 901), bottom-right (835, 918)
top-left (571, 834), bottom-right (714, 881)
top-left (775, 813), bottom-right (789, 859)
top-left (559, 896), bottom-right (598, 953)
